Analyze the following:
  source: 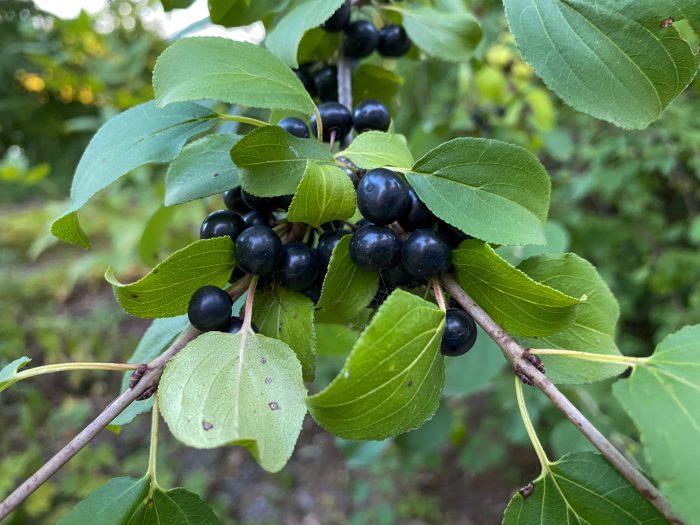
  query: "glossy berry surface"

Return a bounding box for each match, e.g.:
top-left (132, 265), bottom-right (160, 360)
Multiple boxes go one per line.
top-left (278, 117), bottom-right (310, 138)
top-left (357, 168), bottom-right (410, 225)
top-left (378, 25), bottom-right (411, 57)
top-left (225, 316), bottom-right (258, 335)
top-left (399, 188), bottom-right (435, 230)
top-left (353, 99), bottom-right (391, 133)
top-left (242, 210), bottom-right (269, 228)
top-left (200, 210), bottom-right (246, 241)
top-left (273, 242), bottom-right (319, 291)
top-left (223, 186), bottom-right (249, 213)
top-left (314, 65), bottom-right (338, 102)
top-left (188, 286), bottom-right (233, 332)
top-left (310, 102), bottom-right (353, 142)
top-left (441, 309), bottom-right (478, 356)
top-left (401, 229), bottom-right (451, 278)
top-left (295, 68), bottom-right (316, 97)
top-left (317, 230), bottom-right (351, 271)
top-left (349, 225), bottom-right (401, 270)
top-left (343, 20), bottom-right (379, 59)
top-left (234, 225), bottom-right (282, 276)
top-left (242, 189), bottom-right (280, 212)
top-left (322, 1), bottom-right (350, 32)
top-left (437, 220), bottom-right (470, 248)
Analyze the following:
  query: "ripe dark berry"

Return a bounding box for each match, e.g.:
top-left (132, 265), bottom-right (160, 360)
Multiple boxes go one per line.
top-left (322, 1), bottom-right (350, 32)
top-left (242, 210), bottom-right (269, 228)
top-left (380, 262), bottom-right (420, 289)
top-left (437, 220), bottom-right (470, 248)
top-left (349, 225), bottom-right (401, 270)
top-left (242, 189), bottom-right (280, 212)
top-left (378, 25), bottom-right (411, 57)
top-left (353, 99), bottom-right (391, 133)
top-left (278, 117), bottom-right (310, 138)
top-left (321, 220), bottom-right (347, 231)
top-left (188, 286), bottom-right (233, 332)
top-left (441, 309), bottom-right (478, 356)
top-left (234, 225), bottom-right (282, 275)
top-left (200, 210), bottom-right (246, 241)
top-left (317, 229), bottom-right (351, 271)
top-left (401, 229), bottom-right (451, 278)
top-left (314, 65), bottom-right (338, 102)
top-left (295, 68), bottom-right (317, 97)
top-left (399, 188), bottom-right (435, 230)
top-left (357, 168), bottom-right (409, 225)
top-left (310, 102), bottom-right (353, 142)
top-left (343, 20), bottom-right (379, 59)
top-left (223, 187), bottom-right (249, 213)
top-left (273, 242), bottom-right (319, 291)
top-left (226, 316), bottom-right (259, 335)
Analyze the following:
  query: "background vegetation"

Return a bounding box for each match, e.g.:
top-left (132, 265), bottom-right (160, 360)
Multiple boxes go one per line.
top-left (1, 0), bottom-right (697, 523)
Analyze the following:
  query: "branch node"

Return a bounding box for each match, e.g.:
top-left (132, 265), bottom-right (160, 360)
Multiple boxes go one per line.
top-left (522, 349), bottom-right (545, 374)
top-left (518, 481), bottom-right (535, 499)
top-left (515, 365), bottom-right (534, 387)
top-left (136, 385), bottom-right (158, 401)
top-left (128, 364), bottom-right (148, 389)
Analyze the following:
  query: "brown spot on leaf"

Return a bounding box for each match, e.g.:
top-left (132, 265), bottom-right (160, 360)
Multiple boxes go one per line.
top-left (661, 17), bottom-right (674, 28)
top-left (213, 172), bottom-right (219, 177)
top-left (518, 482), bottom-right (535, 499)
top-left (202, 421), bottom-right (214, 431)
top-left (264, 377), bottom-right (272, 385)
top-left (260, 357), bottom-right (267, 365)
top-left (407, 379), bottom-right (414, 388)
top-left (269, 402), bottom-right (280, 411)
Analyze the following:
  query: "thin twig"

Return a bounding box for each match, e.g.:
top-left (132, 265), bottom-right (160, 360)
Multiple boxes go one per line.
top-left (441, 274), bottom-right (684, 525)
top-left (337, 53), bottom-right (353, 148)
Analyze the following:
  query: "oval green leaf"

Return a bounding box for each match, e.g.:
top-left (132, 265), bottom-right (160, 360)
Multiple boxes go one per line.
top-left (407, 138), bottom-right (551, 246)
top-left (0, 357), bottom-right (31, 394)
top-left (153, 37), bottom-right (315, 114)
top-left (58, 476), bottom-right (150, 525)
top-left (452, 240), bottom-right (580, 337)
top-left (127, 487), bottom-right (219, 525)
top-left (159, 332), bottom-right (307, 472)
top-left (106, 237), bottom-right (235, 319)
top-left (308, 289), bottom-right (445, 440)
top-left (338, 131), bottom-right (414, 170)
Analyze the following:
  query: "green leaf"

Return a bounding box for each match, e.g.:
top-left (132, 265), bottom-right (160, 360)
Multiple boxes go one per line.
top-left (287, 161), bottom-right (356, 227)
top-left (161, 0), bottom-right (195, 11)
top-left (502, 452), bottom-right (667, 524)
top-left (613, 324), bottom-right (700, 525)
top-left (127, 487), bottom-right (219, 525)
top-left (0, 357), bottom-right (31, 393)
top-left (253, 288), bottom-right (316, 382)
top-left (159, 332), bottom-right (307, 472)
top-left (139, 205), bottom-right (177, 267)
top-left (317, 236), bottom-right (379, 321)
top-left (153, 37), bottom-right (315, 114)
top-left (406, 138), bottom-right (551, 246)
top-left (452, 240), bottom-right (580, 337)
top-left (51, 101), bottom-right (216, 248)
top-left (232, 126), bottom-right (335, 197)
top-left (307, 289), bottom-right (445, 440)
top-left (265, 0), bottom-right (345, 68)
top-left (208, 0), bottom-right (288, 27)
top-left (106, 237), bottom-right (235, 319)
top-left (338, 132), bottom-right (414, 170)
top-left (504, 0), bottom-right (699, 129)
top-left (443, 327), bottom-right (504, 397)
top-left (400, 3), bottom-right (482, 61)
top-left (352, 64), bottom-right (403, 111)
top-left (165, 134), bottom-right (240, 206)
top-left (110, 316), bottom-right (190, 429)
top-left (58, 476), bottom-right (149, 525)
top-left (518, 254), bottom-right (626, 384)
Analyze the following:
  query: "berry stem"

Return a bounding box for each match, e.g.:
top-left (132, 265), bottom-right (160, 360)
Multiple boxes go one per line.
top-left (432, 279), bottom-right (447, 312)
top-left (302, 224), bottom-right (312, 244)
top-left (313, 106), bottom-right (324, 144)
top-left (530, 348), bottom-right (647, 367)
top-left (147, 394), bottom-right (160, 495)
top-left (514, 376), bottom-right (550, 475)
top-left (329, 128), bottom-right (338, 150)
top-left (13, 362), bottom-right (140, 382)
top-left (336, 52), bottom-right (353, 148)
top-left (217, 113), bottom-right (268, 128)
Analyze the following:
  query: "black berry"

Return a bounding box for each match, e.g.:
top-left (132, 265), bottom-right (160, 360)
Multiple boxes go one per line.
top-left (399, 188), bottom-right (435, 230)
top-left (356, 168), bottom-right (409, 225)
top-left (200, 210), bottom-right (246, 242)
top-left (310, 102), bottom-right (353, 142)
top-left (343, 20), bottom-right (379, 59)
top-left (223, 187), bottom-right (249, 213)
top-left (295, 68), bottom-right (316, 97)
top-left (321, 220), bottom-right (347, 231)
top-left (273, 242), bottom-right (319, 291)
top-left (314, 65), bottom-right (338, 102)
top-left (234, 225), bottom-right (282, 275)
top-left (378, 25), bottom-right (411, 57)
top-left (242, 210), bottom-right (269, 228)
top-left (322, 1), bottom-right (350, 32)
top-left (226, 316), bottom-right (258, 335)
top-left (188, 286), bottom-right (233, 332)
top-left (441, 309), bottom-right (478, 356)
top-left (278, 117), bottom-right (310, 138)
top-left (401, 229), bottom-right (451, 278)
top-left (353, 99), bottom-right (391, 133)
top-left (317, 229), bottom-right (351, 271)
top-left (437, 220), bottom-right (470, 248)
top-left (242, 189), bottom-right (280, 212)
top-left (380, 262), bottom-right (418, 289)
top-left (349, 225), bottom-right (401, 270)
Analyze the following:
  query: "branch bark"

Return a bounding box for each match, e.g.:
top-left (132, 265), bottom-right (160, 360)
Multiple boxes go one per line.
top-left (0, 277), bottom-right (252, 520)
top-left (337, 53), bottom-right (353, 148)
top-left (441, 274), bottom-right (684, 525)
